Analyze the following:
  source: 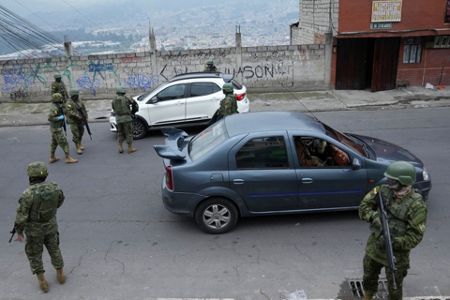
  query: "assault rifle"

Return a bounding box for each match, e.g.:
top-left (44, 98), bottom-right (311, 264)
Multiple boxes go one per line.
top-left (59, 104), bottom-right (67, 135)
top-left (76, 105), bottom-right (92, 140)
top-left (8, 225), bottom-right (16, 243)
top-left (378, 189), bottom-right (397, 290)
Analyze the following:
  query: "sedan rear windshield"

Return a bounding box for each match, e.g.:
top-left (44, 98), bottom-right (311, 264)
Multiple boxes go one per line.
top-left (189, 121), bottom-right (228, 161)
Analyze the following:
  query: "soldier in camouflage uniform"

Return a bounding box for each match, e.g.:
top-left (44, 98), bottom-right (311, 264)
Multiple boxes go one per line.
top-left (359, 161), bottom-right (427, 300)
top-left (217, 83), bottom-right (238, 120)
top-left (14, 161), bottom-right (66, 293)
top-left (204, 60), bottom-right (217, 72)
top-left (65, 90), bottom-right (88, 154)
top-left (48, 93), bottom-right (78, 164)
top-left (111, 88), bottom-right (139, 154)
top-left (50, 75), bottom-right (68, 103)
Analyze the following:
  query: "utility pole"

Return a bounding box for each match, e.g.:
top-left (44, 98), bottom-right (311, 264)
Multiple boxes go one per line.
top-left (63, 35), bottom-right (74, 89)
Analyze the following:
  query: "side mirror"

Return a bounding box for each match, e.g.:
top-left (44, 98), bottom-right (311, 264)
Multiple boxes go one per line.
top-left (148, 96), bottom-right (158, 104)
top-left (352, 158), bottom-right (361, 170)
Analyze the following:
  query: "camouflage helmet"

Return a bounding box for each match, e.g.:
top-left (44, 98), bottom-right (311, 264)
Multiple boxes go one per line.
top-left (116, 87), bottom-right (126, 95)
top-left (222, 83), bottom-right (234, 94)
top-left (54, 74), bottom-right (62, 79)
top-left (27, 161), bottom-right (48, 178)
top-left (206, 60), bottom-right (214, 66)
top-left (51, 93), bottom-right (63, 103)
top-left (384, 161), bottom-right (416, 185)
top-left (70, 90), bottom-right (79, 96)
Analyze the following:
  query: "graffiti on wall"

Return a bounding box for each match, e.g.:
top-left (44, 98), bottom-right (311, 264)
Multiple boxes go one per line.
top-left (223, 63), bottom-right (294, 88)
top-left (88, 63), bottom-right (114, 72)
top-left (159, 64), bottom-right (189, 81)
top-left (223, 64), bottom-right (292, 80)
top-left (126, 73), bottom-right (158, 90)
top-left (1, 64), bottom-right (48, 99)
top-left (76, 61), bottom-right (120, 95)
top-left (76, 75), bottom-right (102, 95)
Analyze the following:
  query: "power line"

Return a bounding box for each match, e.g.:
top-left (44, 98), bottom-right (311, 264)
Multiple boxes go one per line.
top-left (0, 4), bottom-right (65, 57)
top-left (59, 0), bottom-right (98, 28)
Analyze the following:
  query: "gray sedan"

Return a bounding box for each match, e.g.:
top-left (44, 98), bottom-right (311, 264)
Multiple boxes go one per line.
top-left (153, 111), bottom-right (431, 234)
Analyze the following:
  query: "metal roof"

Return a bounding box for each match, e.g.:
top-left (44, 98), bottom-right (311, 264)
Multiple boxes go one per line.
top-left (224, 111), bottom-right (325, 137)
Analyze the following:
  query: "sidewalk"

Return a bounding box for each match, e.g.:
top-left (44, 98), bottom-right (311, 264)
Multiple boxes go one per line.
top-left (1, 86), bottom-right (449, 127)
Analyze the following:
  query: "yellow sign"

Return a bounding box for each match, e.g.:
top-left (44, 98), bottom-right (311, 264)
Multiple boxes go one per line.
top-left (371, 0), bottom-right (402, 22)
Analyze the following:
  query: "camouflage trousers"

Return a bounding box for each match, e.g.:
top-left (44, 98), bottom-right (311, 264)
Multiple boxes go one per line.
top-left (69, 122), bottom-right (84, 144)
top-left (363, 254), bottom-right (408, 300)
top-left (25, 232), bottom-right (64, 275)
top-left (117, 121), bottom-right (133, 145)
top-left (50, 128), bottom-right (69, 155)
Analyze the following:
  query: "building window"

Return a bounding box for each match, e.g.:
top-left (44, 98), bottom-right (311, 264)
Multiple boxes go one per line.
top-left (446, 0), bottom-right (450, 23)
top-left (403, 38), bottom-right (422, 64)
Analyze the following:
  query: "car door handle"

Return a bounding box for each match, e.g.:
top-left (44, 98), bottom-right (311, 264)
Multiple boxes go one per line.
top-left (232, 179), bottom-right (245, 185)
top-left (301, 178), bottom-right (313, 184)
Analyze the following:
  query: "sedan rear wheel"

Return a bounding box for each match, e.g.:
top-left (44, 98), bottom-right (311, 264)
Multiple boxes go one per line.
top-left (132, 118), bottom-right (147, 140)
top-left (195, 198), bottom-right (238, 234)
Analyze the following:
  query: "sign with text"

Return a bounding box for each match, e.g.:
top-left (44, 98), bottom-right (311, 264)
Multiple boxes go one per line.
top-left (371, 0), bottom-right (402, 23)
top-left (370, 23), bottom-right (392, 29)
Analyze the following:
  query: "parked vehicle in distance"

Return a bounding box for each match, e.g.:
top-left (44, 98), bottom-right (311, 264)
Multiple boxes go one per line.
top-left (109, 72), bottom-right (250, 139)
top-left (153, 111), bottom-right (432, 234)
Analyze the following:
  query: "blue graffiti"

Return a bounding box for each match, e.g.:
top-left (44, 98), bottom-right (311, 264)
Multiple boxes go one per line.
top-left (88, 63), bottom-right (114, 72)
top-left (76, 74), bottom-right (101, 96)
top-left (126, 74), bottom-right (158, 90)
top-left (1, 65), bottom-right (47, 93)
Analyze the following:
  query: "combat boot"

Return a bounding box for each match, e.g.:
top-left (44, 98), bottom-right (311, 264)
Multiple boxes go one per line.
top-left (36, 273), bottom-right (48, 293)
top-left (118, 143), bottom-right (124, 153)
top-left (127, 145), bottom-right (137, 154)
top-left (49, 154), bottom-right (60, 164)
top-left (56, 268), bottom-right (66, 284)
top-left (76, 143), bottom-right (83, 154)
top-left (65, 155), bottom-right (78, 164)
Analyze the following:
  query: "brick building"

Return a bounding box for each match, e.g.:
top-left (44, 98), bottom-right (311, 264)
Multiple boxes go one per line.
top-left (292, 0), bottom-right (450, 91)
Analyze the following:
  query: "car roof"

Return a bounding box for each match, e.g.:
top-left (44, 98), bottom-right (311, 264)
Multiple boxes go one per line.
top-left (170, 72), bottom-right (233, 83)
top-left (224, 111), bottom-right (325, 137)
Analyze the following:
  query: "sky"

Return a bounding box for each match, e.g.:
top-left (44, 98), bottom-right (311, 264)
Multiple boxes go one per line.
top-left (2, 0), bottom-right (299, 31)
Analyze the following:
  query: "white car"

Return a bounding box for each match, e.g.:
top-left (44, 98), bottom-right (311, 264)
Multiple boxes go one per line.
top-left (109, 72), bottom-right (250, 139)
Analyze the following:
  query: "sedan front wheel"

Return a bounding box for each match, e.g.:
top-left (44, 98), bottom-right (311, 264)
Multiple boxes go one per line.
top-left (195, 198), bottom-right (238, 234)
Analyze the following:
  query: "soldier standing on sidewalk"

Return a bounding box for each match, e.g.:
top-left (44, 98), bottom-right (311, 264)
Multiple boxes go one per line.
top-left (111, 88), bottom-right (138, 154)
top-left (359, 161), bottom-right (427, 300)
top-left (14, 161), bottom-right (66, 293)
top-left (48, 93), bottom-right (78, 164)
top-left (50, 75), bottom-right (68, 103)
top-left (65, 90), bottom-right (88, 154)
top-left (204, 60), bottom-right (217, 72)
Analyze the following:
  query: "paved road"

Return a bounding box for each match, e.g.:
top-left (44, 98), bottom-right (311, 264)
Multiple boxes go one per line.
top-left (0, 107), bottom-right (449, 299)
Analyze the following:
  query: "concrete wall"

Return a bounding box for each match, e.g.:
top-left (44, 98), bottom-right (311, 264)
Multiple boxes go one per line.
top-left (296, 0), bottom-right (339, 44)
top-left (0, 42), bottom-right (331, 102)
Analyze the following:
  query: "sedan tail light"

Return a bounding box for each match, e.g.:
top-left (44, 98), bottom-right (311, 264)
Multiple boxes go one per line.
top-left (165, 165), bottom-right (174, 191)
top-left (235, 93), bottom-right (246, 101)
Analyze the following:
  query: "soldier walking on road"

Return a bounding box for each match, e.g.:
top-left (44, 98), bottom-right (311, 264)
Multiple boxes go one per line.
top-left (65, 90), bottom-right (88, 154)
top-left (14, 161), bottom-right (66, 293)
top-left (359, 161), bottom-right (427, 300)
top-left (50, 75), bottom-right (68, 102)
top-left (204, 60), bottom-right (217, 72)
top-left (48, 93), bottom-right (78, 164)
top-left (112, 88), bottom-right (138, 154)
